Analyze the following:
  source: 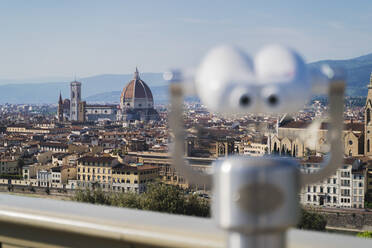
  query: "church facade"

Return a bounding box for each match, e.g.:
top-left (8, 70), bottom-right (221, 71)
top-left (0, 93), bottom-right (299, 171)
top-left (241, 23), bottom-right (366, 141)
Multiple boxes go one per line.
top-left (57, 68), bottom-right (158, 123)
top-left (270, 72), bottom-right (372, 158)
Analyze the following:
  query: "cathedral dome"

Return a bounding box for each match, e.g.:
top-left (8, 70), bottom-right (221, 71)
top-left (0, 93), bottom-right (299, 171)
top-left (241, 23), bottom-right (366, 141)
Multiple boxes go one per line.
top-left (120, 68), bottom-right (154, 110)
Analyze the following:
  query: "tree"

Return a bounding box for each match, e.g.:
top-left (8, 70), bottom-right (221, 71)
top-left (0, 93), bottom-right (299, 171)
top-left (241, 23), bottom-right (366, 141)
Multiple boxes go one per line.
top-left (357, 231), bottom-right (372, 238)
top-left (183, 194), bottom-right (210, 217)
top-left (297, 209), bottom-right (327, 231)
top-left (140, 183), bottom-right (186, 214)
top-left (73, 183), bottom-right (210, 217)
top-left (111, 192), bottom-right (141, 209)
top-left (17, 159), bottom-right (25, 168)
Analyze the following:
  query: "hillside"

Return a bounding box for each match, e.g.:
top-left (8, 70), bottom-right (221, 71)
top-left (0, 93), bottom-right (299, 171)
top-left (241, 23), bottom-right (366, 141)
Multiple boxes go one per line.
top-left (0, 73), bottom-right (166, 104)
top-left (309, 53), bottom-right (372, 96)
top-left (0, 53), bottom-right (372, 104)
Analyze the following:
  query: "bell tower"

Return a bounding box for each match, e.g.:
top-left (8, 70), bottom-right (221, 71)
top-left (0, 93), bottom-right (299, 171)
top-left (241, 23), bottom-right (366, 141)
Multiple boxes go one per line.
top-left (70, 80), bottom-right (82, 121)
top-left (57, 92), bottom-right (64, 122)
top-left (365, 72), bottom-right (372, 155)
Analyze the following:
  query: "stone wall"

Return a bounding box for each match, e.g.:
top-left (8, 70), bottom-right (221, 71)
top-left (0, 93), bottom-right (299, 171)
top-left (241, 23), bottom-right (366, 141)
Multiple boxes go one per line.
top-left (0, 184), bottom-right (75, 198)
top-left (308, 208), bottom-right (372, 231)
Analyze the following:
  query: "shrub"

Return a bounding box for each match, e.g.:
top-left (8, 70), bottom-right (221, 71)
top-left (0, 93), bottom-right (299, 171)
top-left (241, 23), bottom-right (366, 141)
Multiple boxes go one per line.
top-left (357, 231), bottom-right (372, 238)
top-left (297, 209), bottom-right (327, 231)
top-left (73, 183), bottom-right (211, 218)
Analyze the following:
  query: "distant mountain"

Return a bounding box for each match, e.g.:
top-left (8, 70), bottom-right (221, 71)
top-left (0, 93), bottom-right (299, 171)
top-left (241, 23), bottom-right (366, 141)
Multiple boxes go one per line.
top-left (309, 53), bottom-right (372, 96)
top-left (0, 73), bottom-right (166, 104)
top-left (1, 53), bottom-right (372, 104)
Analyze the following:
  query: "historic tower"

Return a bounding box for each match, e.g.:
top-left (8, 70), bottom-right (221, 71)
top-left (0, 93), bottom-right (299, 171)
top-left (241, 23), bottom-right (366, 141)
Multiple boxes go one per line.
top-left (70, 80), bottom-right (82, 121)
top-left (57, 92), bottom-right (64, 122)
top-left (365, 72), bottom-right (372, 156)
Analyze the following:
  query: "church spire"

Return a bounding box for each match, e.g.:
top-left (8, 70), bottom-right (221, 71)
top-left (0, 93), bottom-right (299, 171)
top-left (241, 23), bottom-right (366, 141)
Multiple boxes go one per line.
top-left (58, 91), bottom-right (63, 104)
top-left (134, 67), bottom-right (139, 80)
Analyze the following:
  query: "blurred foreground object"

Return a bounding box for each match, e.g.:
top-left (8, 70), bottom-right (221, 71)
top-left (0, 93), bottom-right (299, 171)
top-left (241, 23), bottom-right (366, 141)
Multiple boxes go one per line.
top-left (166, 44), bottom-right (345, 248)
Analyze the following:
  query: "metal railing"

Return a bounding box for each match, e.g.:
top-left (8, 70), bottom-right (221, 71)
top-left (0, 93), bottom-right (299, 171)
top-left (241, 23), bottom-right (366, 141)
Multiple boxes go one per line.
top-left (0, 194), bottom-right (371, 248)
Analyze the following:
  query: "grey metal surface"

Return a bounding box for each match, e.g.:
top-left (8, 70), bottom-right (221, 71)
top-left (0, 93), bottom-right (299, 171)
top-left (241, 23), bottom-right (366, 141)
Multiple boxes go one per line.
top-left (301, 79), bottom-right (345, 186)
top-left (0, 194), bottom-right (370, 248)
top-left (169, 83), bottom-right (212, 187)
top-left (214, 156), bottom-right (299, 248)
top-left (0, 194), bottom-right (223, 248)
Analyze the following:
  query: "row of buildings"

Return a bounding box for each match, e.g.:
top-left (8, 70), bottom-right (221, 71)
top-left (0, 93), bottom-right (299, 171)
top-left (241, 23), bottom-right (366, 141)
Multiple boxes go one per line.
top-left (267, 73), bottom-right (372, 209)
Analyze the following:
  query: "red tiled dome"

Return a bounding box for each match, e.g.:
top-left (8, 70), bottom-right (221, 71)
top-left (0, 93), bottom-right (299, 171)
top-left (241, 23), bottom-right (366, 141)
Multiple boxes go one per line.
top-left (121, 69), bottom-right (153, 101)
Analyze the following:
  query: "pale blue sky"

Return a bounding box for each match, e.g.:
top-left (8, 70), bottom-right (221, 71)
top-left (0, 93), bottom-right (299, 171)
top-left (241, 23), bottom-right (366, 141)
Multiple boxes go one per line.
top-left (0, 0), bottom-right (372, 80)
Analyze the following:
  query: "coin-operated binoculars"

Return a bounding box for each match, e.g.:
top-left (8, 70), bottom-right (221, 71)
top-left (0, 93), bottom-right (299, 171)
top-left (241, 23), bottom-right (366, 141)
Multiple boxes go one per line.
top-left (165, 45), bottom-right (345, 248)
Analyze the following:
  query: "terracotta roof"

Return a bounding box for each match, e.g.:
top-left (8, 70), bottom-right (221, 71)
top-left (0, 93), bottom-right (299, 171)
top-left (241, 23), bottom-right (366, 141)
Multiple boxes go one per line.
top-left (40, 142), bottom-right (68, 149)
top-left (301, 156), bottom-right (359, 165)
top-left (121, 70), bottom-right (153, 100)
top-left (112, 163), bottom-right (158, 171)
top-left (77, 156), bottom-right (116, 164)
top-left (280, 121), bottom-right (364, 132)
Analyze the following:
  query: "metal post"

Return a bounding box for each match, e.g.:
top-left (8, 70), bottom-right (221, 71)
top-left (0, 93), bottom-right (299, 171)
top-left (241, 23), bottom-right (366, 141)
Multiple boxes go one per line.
top-left (229, 232), bottom-right (285, 248)
top-left (213, 156), bottom-right (299, 248)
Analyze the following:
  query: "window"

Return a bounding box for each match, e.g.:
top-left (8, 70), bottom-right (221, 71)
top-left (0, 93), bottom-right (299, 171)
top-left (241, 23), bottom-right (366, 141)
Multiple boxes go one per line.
top-left (368, 139), bottom-right (371, 153)
top-left (367, 108), bottom-right (371, 123)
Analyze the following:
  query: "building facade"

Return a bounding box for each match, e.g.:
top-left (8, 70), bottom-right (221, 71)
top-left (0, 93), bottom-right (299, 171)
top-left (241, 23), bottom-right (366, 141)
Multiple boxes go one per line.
top-left (85, 105), bottom-right (118, 121)
top-left (77, 156), bottom-right (117, 190)
top-left (365, 73), bottom-right (372, 155)
top-left (299, 157), bottom-right (366, 209)
top-left (111, 164), bottom-right (157, 193)
top-left (70, 80), bottom-right (82, 121)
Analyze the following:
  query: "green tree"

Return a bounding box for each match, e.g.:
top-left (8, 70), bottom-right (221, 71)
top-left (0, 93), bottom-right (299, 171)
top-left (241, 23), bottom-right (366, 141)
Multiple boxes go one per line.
top-left (357, 231), bottom-right (372, 238)
top-left (74, 188), bottom-right (111, 205)
top-left (183, 194), bottom-right (210, 217)
top-left (111, 192), bottom-right (141, 208)
top-left (17, 159), bottom-right (25, 168)
top-left (140, 183), bottom-right (186, 214)
top-left (73, 183), bottom-right (210, 217)
top-left (297, 209), bottom-right (327, 231)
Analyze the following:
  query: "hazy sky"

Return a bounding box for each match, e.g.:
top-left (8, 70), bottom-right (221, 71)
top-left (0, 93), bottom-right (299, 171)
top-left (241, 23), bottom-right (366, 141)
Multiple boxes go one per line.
top-left (0, 0), bottom-right (372, 80)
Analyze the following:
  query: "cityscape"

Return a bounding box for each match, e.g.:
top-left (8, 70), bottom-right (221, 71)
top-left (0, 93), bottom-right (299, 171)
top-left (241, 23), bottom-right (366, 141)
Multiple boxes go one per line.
top-left (1, 1), bottom-right (372, 248)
